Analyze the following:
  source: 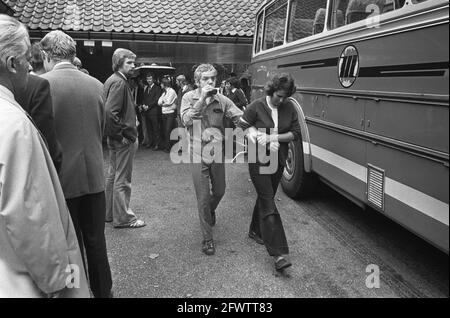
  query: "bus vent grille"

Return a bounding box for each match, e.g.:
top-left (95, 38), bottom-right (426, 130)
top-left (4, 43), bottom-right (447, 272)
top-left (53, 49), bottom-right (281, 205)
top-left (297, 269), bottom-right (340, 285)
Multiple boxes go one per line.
top-left (367, 165), bottom-right (385, 211)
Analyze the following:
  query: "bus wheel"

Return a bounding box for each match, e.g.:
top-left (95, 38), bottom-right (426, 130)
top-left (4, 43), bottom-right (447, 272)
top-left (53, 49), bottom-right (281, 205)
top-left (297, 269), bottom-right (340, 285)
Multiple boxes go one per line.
top-left (281, 140), bottom-right (314, 199)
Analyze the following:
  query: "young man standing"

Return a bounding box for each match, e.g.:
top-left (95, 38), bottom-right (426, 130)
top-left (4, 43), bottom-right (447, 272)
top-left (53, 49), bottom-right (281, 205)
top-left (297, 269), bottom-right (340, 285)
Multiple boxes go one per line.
top-left (104, 48), bottom-right (146, 229)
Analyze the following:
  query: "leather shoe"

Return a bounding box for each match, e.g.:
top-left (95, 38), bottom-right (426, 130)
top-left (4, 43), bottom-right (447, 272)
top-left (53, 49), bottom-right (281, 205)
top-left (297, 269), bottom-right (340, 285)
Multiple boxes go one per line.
top-left (152, 145), bottom-right (159, 151)
top-left (248, 231), bottom-right (264, 245)
top-left (202, 240), bottom-right (215, 255)
top-left (274, 257), bottom-right (292, 271)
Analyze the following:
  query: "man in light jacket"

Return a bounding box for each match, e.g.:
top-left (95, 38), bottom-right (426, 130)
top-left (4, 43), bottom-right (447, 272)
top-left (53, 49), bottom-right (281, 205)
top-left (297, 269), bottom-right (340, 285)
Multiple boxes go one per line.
top-left (0, 14), bottom-right (89, 298)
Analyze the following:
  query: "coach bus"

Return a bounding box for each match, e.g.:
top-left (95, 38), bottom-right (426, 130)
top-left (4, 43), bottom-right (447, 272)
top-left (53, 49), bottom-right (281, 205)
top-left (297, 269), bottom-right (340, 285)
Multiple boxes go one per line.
top-left (248, 0), bottom-right (449, 253)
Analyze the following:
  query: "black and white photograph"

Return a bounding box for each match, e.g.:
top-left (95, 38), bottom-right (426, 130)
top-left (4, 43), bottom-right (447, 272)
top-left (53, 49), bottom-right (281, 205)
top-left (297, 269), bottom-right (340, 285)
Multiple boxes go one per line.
top-left (0, 0), bottom-right (448, 303)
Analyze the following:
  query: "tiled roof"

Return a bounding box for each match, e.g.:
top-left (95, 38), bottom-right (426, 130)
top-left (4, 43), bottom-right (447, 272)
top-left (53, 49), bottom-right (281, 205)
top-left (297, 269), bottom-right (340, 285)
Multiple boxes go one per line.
top-left (5, 0), bottom-right (264, 37)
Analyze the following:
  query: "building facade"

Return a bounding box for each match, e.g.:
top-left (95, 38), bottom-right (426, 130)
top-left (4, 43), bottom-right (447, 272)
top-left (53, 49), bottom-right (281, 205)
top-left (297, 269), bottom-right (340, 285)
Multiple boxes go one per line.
top-left (5, 0), bottom-right (263, 82)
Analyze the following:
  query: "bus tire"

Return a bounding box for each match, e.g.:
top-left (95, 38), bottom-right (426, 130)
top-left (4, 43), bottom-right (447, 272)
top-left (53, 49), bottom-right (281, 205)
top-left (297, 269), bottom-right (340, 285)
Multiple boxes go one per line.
top-left (281, 139), bottom-right (314, 199)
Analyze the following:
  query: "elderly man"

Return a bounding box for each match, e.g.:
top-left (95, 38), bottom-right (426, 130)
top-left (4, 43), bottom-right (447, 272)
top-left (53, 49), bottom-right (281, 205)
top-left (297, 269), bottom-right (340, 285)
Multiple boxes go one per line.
top-left (104, 48), bottom-right (146, 229)
top-left (0, 14), bottom-right (88, 298)
top-left (40, 30), bottom-right (112, 298)
top-left (180, 64), bottom-right (242, 255)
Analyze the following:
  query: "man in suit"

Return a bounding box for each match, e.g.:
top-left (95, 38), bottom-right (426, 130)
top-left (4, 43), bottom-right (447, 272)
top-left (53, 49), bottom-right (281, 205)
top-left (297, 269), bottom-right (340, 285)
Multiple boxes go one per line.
top-left (16, 42), bottom-right (62, 172)
top-left (40, 30), bottom-right (113, 298)
top-left (142, 73), bottom-right (163, 150)
top-left (104, 48), bottom-right (146, 229)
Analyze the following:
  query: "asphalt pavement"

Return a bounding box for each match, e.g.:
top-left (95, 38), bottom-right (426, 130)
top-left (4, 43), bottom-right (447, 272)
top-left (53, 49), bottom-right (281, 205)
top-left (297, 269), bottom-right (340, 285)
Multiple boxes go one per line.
top-left (103, 146), bottom-right (449, 298)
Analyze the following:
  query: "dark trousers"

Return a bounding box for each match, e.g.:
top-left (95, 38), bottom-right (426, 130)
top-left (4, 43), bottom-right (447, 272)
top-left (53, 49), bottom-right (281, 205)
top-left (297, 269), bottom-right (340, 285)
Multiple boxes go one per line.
top-left (136, 112), bottom-right (145, 144)
top-left (161, 112), bottom-right (175, 150)
top-left (66, 191), bottom-right (112, 298)
top-left (248, 163), bottom-right (289, 257)
top-left (145, 114), bottom-right (160, 147)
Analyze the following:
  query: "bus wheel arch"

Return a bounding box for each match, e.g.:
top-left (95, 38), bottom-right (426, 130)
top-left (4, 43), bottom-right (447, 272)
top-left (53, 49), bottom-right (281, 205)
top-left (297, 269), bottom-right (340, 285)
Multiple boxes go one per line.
top-left (281, 98), bottom-right (316, 199)
top-left (288, 97), bottom-right (312, 172)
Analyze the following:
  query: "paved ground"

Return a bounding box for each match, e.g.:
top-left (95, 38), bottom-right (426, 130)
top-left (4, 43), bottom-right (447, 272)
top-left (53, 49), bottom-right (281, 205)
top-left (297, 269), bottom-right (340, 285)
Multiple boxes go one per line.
top-left (103, 147), bottom-right (449, 298)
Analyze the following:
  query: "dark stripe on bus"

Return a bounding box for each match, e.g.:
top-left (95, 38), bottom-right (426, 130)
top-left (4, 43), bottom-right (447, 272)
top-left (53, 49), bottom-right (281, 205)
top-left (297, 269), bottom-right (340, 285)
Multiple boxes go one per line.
top-left (278, 57), bottom-right (338, 69)
top-left (278, 59), bottom-right (448, 77)
top-left (359, 61), bottom-right (449, 77)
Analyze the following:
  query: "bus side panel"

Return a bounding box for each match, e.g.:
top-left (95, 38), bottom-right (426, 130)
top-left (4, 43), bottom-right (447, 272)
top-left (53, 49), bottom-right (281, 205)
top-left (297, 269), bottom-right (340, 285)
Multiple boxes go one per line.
top-left (379, 147), bottom-right (448, 205)
top-left (308, 124), bottom-right (367, 202)
top-left (384, 196), bottom-right (449, 253)
top-left (365, 99), bottom-right (449, 157)
top-left (324, 96), bottom-right (365, 131)
top-left (367, 141), bottom-right (449, 252)
top-left (353, 23), bottom-right (449, 97)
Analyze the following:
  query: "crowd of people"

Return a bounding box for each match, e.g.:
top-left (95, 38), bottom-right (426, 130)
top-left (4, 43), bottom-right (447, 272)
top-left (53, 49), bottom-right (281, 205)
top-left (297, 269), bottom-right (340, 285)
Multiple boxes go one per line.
top-left (0, 13), bottom-right (301, 297)
top-left (131, 69), bottom-right (250, 152)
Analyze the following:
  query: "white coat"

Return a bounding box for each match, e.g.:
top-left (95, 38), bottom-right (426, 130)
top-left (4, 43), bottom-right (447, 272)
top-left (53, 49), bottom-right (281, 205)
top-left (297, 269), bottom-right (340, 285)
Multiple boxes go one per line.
top-left (0, 85), bottom-right (89, 298)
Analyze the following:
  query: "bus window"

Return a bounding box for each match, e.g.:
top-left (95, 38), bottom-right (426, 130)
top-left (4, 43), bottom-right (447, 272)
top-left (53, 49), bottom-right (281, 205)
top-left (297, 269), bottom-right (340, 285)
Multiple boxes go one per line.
top-left (287, 0), bottom-right (328, 42)
top-left (263, 0), bottom-right (288, 50)
top-left (255, 12), bottom-right (264, 53)
top-left (330, 0), bottom-right (407, 29)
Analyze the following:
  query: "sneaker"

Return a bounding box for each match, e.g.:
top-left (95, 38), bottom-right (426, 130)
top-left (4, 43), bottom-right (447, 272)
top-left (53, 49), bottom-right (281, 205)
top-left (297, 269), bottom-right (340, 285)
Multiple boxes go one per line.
top-left (248, 231), bottom-right (264, 245)
top-left (202, 240), bottom-right (215, 255)
top-left (274, 256), bottom-right (292, 271)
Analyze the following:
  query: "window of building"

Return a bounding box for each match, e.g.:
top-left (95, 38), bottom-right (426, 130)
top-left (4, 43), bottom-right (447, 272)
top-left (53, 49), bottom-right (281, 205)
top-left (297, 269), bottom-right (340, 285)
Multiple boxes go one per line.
top-left (287, 0), bottom-right (328, 42)
top-left (263, 0), bottom-right (288, 50)
top-left (329, 0), bottom-right (408, 29)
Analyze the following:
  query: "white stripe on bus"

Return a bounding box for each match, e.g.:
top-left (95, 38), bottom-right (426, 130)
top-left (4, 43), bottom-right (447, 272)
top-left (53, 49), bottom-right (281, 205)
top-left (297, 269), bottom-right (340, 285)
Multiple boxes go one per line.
top-left (302, 141), bottom-right (310, 155)
top-left (310, 144), bottom-right (366, 182)
top-left (385, 178), bottom-right (449, 226)
top-left (308, 144), bottom-right (449, 226)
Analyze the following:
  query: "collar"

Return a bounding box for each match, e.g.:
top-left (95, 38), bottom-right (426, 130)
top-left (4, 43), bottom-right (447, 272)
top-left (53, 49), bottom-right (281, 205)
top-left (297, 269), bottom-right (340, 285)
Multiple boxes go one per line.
top-left (266, 96), bottom-right (277, 111)
top-left (232, 88), bottom-right (237, 93)
top-left (0, 84), bottom-right (15, 104)
top-left (0, 84), bottom-right (47, 139)
top-left (261, 96), bottom-right (274, 118)
top-left (53, 61), bottom-right (76, 71)
top-left (117, 71), bottom-right (128, 80)
top-left (0, 84), bottom-right (28, 115)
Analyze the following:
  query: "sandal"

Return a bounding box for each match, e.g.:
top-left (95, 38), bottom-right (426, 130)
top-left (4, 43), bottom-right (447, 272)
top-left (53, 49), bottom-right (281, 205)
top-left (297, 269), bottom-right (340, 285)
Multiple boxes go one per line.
top-left (114, 219), bottom-right (146, 229)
